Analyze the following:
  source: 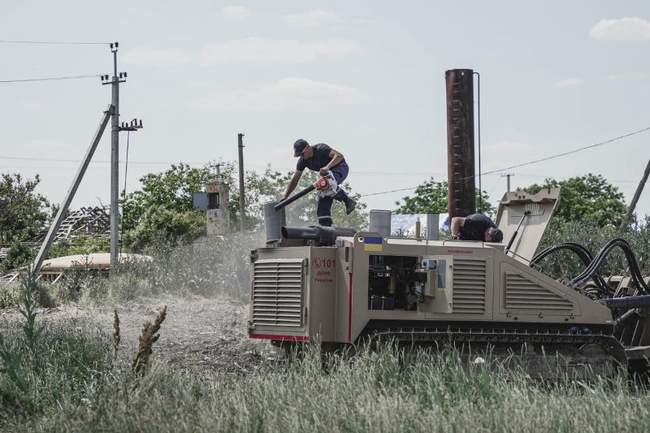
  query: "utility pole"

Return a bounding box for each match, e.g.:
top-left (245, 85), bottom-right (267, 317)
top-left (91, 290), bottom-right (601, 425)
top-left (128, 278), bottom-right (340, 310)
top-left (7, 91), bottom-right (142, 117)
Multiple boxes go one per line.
top-left (501, 173), bottom-right (514, 193)
top-left (238, 133), bottom-right (246, 232)
top-left (620, 158), bottom-right (650, 230)
top-left (101, 42), bottom-right (142, 267)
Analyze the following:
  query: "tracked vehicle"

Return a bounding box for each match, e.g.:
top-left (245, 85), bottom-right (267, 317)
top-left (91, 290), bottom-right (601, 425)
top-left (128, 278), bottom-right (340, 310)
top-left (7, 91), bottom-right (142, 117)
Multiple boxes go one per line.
top-left (248, 189), bottom-right (650, 376)
top-left (248, 68), bottom-right (650, 376)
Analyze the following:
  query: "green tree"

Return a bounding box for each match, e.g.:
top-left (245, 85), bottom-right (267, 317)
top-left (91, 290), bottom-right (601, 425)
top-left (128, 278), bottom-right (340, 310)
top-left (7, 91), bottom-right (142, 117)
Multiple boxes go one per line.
top-left (394, 178), bottom-right (494, 216)
top-left (122, 162), bottom-right (368, 250)
top-left (522, 174), bottom-right (626, 227)
top-left (122, 162), bottom-right (229, 232)
top-left (124, 205), bottom-right (205, 251)
top-left (48, 235), bottom-right (111, 258)
top-left (0, 174), bottom-right (50, 244)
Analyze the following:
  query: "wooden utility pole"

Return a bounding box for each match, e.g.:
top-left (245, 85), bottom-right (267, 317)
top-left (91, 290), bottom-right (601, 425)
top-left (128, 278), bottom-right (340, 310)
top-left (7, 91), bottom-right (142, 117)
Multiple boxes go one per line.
top-left (237, 133), bottom-right (246, 232)
top-left (620, 158), bottom-right (650, 229)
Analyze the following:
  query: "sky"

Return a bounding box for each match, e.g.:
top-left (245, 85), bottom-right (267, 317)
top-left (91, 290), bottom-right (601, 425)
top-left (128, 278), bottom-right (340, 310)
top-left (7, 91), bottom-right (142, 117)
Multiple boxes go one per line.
top-left (1, 0), bottom-right (650, 218)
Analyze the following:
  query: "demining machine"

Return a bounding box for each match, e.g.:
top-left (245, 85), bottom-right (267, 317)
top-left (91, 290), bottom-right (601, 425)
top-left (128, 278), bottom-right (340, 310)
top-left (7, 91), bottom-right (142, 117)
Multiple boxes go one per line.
top-left (247, 69), bottom-right (650, 376)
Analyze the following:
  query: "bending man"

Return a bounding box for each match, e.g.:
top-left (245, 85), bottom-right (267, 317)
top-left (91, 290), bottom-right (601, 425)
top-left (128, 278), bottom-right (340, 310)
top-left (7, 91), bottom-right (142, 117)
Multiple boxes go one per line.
top-left (283, 139), bottom-right (356, 227)
top-left (450, 213), bottom-right (503, 242)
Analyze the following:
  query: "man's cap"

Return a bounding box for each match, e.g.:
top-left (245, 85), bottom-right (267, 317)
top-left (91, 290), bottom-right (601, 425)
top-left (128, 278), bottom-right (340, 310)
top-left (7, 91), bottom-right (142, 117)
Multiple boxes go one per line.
top-left (293, 139), bottom-right (309, 157)
top-left (487, 227), bottom-right (503, 243)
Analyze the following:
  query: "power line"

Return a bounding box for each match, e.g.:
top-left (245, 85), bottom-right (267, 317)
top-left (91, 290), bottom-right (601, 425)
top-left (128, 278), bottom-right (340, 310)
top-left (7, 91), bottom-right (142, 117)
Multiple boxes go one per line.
top-left (0, 155), bottom-right (201, 165)
top-left (0, 74), bottom-right (99, 83)
top-left (359, 126), bottom-right (650, 198)
top-left (361, 186), bottom-right (418, 197)
top-left (480, 126), bottom-right (650, 177)
top-left (0, 39), bottom-right (108, 45)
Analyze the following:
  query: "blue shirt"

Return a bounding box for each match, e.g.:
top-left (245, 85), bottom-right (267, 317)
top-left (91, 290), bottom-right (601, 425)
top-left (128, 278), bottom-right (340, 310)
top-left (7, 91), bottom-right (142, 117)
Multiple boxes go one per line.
top-left (297, 143), bottom-right (345, 172)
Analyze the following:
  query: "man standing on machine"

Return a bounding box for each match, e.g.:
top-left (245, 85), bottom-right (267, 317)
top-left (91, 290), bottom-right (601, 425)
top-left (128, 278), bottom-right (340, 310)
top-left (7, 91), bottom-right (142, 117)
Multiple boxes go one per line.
top-left (450, 213), bottom-right (503, 242)
top-left (283, 139), bottom-right (356, 227)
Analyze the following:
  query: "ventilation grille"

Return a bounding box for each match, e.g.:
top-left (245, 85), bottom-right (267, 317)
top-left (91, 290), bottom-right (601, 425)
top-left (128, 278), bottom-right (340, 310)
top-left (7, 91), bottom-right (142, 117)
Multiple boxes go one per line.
top-left (453, 258), bottom-right (487, 314)
top-left (252, 259), bottom-right (304, 327)
top-left (505, 273), bottom-right (573, 311)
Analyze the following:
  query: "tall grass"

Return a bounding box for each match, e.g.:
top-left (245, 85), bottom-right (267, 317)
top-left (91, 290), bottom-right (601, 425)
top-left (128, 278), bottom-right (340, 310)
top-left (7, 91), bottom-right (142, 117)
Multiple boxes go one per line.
top-left (2, 340), bottom-right (649, 433)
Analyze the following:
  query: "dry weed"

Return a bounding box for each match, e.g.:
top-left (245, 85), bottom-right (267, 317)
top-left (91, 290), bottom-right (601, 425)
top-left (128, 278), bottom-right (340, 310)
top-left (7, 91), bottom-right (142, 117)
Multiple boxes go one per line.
top-left (132, 305), bottom-right (167, 375)
top-left (112, 309), bottom-right (120, 360)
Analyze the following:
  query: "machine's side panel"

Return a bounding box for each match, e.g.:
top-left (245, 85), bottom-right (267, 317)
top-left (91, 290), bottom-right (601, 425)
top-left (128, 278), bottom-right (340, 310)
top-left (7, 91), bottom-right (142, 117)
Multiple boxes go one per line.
top-left (248, 247), bottom-right (311, 341)
top-left (492, 251), bottom-right (612, 325)
top-left (308, 248), bottom-right (337, 342)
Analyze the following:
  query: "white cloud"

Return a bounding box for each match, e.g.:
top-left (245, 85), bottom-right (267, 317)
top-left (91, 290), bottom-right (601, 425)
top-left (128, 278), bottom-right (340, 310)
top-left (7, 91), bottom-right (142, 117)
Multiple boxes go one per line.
top-left (284, 10), bottom-right (343, 28)
top-left (221, 5), bottom-right (251, 20)
top-left (590, 17), bottom-right (650, 41)
top-left (123, 47), bottom-right (191, 67)
top-left (554, 78), bottom-right (583, 88)
top-left (195, 77), bottom-right (364, 112)
top-left (200, 37), bottom-right (360, 65)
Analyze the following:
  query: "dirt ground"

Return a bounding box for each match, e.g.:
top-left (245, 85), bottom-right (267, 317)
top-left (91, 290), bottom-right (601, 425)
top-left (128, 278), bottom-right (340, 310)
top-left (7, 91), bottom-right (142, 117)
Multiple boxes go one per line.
top-left (0, 297), bottom-right (281, 375)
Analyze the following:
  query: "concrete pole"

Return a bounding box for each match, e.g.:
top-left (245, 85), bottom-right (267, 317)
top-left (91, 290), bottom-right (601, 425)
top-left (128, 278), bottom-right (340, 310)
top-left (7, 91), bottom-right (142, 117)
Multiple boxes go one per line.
top-left (621, 158), bottom-right (650, 229)
top-left (238, 133), bottom-right (246, 232)
top-left (33, 106), bottom-right (113, 273)
top-left (501, 173), bottom-right (513, 193)
top-left (110, 44), bottom-right (120, 266)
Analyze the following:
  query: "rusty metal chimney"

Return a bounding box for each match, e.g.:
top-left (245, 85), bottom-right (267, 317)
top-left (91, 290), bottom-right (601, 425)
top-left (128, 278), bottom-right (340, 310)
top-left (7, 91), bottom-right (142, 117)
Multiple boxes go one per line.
top-left (445, 68), bottom-right (476, 218)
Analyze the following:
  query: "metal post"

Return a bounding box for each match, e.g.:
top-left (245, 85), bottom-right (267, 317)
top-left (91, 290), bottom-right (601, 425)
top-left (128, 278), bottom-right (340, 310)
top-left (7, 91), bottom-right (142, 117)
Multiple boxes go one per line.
top-left (110, 42), bottom-right (120, 266)
top-left (238, 133), bottom-right (246, 232)
top-left (502, 173), bottom-right (513, 193)
top-left (32, 106), bottom-right (113, 273)
top-left (621, 158), bottom-right (650, 229)
top-left (473, 71), bottom-right (481, 211)
top-left (445, 69), bottom-right (476, 218)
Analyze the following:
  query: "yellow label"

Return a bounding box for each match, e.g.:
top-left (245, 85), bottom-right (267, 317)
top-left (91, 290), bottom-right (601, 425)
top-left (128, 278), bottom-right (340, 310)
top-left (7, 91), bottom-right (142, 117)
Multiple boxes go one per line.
top-left (364, 244), bottom-right (383, 252)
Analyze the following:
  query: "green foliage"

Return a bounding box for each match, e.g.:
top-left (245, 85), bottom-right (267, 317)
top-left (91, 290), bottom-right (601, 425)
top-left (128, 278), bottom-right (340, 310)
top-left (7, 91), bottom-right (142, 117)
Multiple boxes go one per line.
top-left (0, 241), bottom-right (35, 274)
top-left (522, 173), bottom-right (626, 227)
top-left (122, 162), bottom-right (227, 235)
top-left (122, 162), bottom-right (369, 251)
top-left (0, 324), bottom-right (110, 420)
top-left (124, 205), bottom-right (205, 251)
top-left (394, 178), bottom-right (494, 216)
top-left (0, 173), bottom-right (50, 245)
top-left (48, 235), bottom-right (110, 258)
top-left (533, 216), bottom-right (650, 281)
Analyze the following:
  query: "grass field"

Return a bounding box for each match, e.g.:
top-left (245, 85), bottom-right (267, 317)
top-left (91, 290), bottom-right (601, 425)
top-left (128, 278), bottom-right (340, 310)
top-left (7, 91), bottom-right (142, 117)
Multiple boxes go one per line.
top-left (1, 314), bottom-right (650, 433)
top-left (2, 224), bottom-right (650, 432)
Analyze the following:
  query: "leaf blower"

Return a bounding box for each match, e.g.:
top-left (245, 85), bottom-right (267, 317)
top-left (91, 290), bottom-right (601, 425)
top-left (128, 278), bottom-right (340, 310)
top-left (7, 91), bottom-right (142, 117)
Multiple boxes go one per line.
top-left (274, 171), bottom-right (339, 211)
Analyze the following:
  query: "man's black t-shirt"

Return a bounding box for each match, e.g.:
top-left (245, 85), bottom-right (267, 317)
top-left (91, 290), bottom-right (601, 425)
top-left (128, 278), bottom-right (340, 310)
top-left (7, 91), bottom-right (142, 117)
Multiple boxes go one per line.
top-left (297, 143), bottom-right (338, 171)
top-left (460, 213), bottom-right (496, 241)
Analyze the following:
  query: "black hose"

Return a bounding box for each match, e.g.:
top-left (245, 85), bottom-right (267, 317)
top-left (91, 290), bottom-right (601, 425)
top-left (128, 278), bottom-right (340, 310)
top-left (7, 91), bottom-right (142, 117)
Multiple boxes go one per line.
top-left (569, 238), bottom-right (648, 294)
top-left (530, 242), bottom-right (610, 296)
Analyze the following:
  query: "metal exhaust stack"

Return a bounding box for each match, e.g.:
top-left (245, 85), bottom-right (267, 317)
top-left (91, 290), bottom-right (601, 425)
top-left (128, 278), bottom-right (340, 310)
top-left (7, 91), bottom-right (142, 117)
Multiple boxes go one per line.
top-left (445, 69), bottom-right (476, 218)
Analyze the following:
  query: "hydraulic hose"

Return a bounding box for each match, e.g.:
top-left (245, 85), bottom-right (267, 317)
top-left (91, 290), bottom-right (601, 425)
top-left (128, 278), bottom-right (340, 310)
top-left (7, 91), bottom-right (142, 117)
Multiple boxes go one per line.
top-left (530, 242), bottom-right (610, 297)
top-left (569, 238), bottom-right (648, 294)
